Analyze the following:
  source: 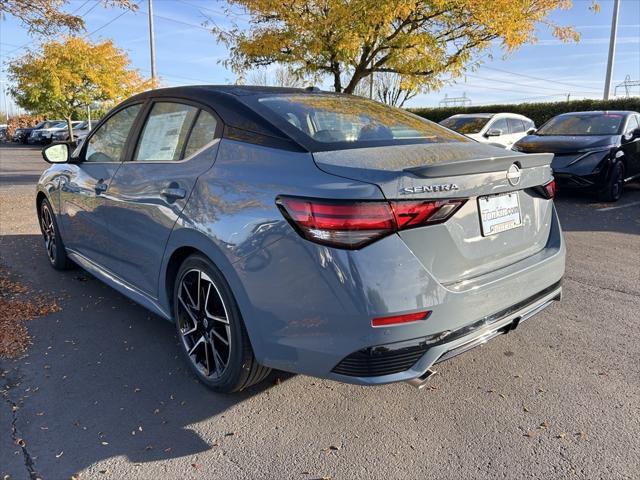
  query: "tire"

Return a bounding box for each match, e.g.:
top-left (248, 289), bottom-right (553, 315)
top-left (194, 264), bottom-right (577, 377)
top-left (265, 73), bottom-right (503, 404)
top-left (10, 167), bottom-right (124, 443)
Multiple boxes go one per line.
top-left (173, 254), bottom-right (271, 393)
top-left (39, 198), bottom-right (73, 270)
top-left (599, 161), bottom-right (625, 202)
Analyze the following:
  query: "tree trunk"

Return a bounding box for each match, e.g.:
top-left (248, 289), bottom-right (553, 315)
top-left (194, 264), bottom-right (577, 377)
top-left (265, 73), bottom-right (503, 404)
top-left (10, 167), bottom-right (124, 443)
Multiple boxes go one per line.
top-left (343, 70), bottom-right (367, 94)
top-left (66, 116), bottom-right (74, 143)
top-left (332, 61), bottom-right (342, 92)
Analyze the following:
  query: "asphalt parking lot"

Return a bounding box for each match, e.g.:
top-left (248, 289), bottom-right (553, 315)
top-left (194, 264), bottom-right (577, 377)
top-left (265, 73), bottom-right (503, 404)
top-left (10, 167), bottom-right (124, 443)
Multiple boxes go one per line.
top-left (1, 143), bottom-right (639, 480)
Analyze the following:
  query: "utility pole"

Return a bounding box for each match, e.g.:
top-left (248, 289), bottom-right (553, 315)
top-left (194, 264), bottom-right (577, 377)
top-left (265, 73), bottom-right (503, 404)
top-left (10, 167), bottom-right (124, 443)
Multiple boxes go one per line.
top-left (148, 0), bottom-right (157, 82)
top-left (603, 0), bottom-right (620, 100)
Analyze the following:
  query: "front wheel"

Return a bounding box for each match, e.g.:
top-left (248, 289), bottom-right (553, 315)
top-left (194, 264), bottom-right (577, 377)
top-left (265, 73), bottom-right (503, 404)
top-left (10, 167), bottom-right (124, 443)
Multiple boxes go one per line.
top-left (599, 161), bottom-right (624, 202)
top-left (173, 254), bottom-right (271, 393)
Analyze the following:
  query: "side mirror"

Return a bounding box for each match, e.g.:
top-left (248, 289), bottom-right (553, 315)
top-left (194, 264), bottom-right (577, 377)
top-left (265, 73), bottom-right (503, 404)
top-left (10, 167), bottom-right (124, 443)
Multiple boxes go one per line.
top-left (633, 127), bottom-right (640, 139)
top-left (526, 127), bottom-right (537, 135)
top-left (485, 128), bottom-right (502, 137)
top-left (42, 143), bottom-right (70, 164)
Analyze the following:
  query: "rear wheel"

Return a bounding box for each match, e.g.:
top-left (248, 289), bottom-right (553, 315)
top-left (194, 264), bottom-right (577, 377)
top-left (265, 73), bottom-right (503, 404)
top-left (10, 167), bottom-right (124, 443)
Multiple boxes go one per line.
top-left (39, 198), bottom-right (72, 270)
top-left (173, 254), bottom-right (270, 393)
top-left (599, 161), bottom-right (624, 202)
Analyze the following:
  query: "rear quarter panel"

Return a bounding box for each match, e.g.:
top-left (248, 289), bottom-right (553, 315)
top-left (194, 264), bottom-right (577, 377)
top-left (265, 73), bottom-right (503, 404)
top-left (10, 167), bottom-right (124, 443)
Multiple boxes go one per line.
top-left (162, 138), bottom-right (382, 360)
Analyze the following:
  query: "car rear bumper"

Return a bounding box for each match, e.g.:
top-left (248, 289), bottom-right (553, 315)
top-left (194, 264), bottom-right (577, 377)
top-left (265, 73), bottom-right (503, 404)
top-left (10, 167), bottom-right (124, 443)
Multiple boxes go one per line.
top-left (332, 280), bottom-right (562, 386)
top-left (238, 205), bottom-right (566, 385)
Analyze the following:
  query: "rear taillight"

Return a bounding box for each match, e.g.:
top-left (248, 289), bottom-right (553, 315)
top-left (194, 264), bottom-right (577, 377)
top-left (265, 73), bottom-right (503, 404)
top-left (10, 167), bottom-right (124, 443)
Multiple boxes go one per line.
top-left (542, 179), bottom-right (556, 199)
top-left (277, 196), bottom-right (466, 249)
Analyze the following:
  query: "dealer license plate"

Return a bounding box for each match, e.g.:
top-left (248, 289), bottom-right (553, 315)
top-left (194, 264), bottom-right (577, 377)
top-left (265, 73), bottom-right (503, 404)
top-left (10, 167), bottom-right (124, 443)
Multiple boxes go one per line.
top-left (478, 192), bottom-right (522, 236)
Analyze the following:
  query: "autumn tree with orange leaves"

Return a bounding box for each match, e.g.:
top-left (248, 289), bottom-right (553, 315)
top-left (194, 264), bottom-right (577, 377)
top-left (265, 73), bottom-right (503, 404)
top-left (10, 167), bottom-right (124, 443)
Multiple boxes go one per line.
top-left (212, 0), bottom-right (590, 94)
top-left (9, 37), bottom-right (153, 141)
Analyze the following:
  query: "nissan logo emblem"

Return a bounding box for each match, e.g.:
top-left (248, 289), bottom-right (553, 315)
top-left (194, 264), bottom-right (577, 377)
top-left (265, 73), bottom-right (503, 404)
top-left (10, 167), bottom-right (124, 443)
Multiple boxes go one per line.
top-left (507, 164), bottom-right (521, 186)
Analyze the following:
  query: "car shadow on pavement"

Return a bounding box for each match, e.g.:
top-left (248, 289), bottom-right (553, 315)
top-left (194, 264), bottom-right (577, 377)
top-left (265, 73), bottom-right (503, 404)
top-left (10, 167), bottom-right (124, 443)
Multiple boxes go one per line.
top-left (1, 234), bottom-right (291, 479)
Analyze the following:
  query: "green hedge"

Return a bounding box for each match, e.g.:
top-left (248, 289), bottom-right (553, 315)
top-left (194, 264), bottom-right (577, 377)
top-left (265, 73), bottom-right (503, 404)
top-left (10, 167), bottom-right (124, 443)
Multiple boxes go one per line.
top-left (410, 97), bottom-right (640, 127)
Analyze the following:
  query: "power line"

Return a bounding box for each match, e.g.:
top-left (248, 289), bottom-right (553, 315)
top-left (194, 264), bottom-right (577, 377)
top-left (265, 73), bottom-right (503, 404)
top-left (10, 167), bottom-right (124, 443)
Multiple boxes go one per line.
top-left (463, 72), bottom-right (600, 96)
top-left (136, 6), bottom-right (213, 32)
top-left (481, 65), bottom-right (598, 91)
top-left (79, 0), bottom-right (103, 18)
top-left (86, 4), bottom-right (137, 37)
top-left (70, 0), bottom-right (94, 15)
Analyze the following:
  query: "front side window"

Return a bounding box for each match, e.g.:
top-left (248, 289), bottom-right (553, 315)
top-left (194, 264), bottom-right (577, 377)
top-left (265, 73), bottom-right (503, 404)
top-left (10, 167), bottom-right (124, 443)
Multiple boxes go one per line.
top-left (85, 104), bottom-right (142, 162)
top-left (134, 102), bottom-right (198, 161)
top-left (440, 116), bottom-right (490, 134)
top-left (184, 111), bottom-right (218, 158)
top-left (257, 94), bottom-right (466, 146)
top-left (537, 114), bottom-right (625, 136)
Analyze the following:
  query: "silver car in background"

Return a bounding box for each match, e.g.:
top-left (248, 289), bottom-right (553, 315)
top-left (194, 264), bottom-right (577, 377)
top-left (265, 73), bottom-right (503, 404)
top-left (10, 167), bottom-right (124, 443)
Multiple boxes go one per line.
top-left (37, 86), bottom-right (565, 393)
top-left (51, 120), bottom-right (91, 143)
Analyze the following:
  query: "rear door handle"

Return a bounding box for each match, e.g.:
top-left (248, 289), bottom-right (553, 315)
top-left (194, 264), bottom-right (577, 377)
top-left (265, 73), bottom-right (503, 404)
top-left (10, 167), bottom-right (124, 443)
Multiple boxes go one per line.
top-left (95, 180), bottom-right (108, 194)
top-left (160, 186), bottom-right (186, 201)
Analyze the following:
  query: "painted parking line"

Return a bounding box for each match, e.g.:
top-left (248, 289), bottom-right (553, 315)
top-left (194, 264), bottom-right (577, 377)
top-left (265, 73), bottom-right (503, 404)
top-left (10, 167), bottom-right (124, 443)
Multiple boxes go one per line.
top-left (596, 201), bottom-right (640, 212)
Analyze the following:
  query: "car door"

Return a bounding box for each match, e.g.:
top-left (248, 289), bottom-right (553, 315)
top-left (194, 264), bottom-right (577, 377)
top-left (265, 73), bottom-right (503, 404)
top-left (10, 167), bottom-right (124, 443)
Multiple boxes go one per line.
top-left (621, 114), bottom-right (640, 177)
top-left (58, 103), bottom-right (143, 267)
top-left (104, 100), bottom-right (221, 297)
top-left (485, 117), bottom-right (510, 147)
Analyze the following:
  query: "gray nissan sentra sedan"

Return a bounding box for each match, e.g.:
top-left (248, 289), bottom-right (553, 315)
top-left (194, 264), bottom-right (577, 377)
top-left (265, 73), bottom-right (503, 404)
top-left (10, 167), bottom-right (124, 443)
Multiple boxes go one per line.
top-left (36, 86), bottom-right (565, 392)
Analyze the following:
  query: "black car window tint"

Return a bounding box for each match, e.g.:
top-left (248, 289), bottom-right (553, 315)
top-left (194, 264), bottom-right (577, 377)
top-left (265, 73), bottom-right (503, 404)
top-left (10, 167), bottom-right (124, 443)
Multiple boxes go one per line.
top-left (134, 102), bottom-right (198, 162)
top-left (184, 110), bottom-right (218, 158)
top-left (85, 104), bottom-right (142, 163)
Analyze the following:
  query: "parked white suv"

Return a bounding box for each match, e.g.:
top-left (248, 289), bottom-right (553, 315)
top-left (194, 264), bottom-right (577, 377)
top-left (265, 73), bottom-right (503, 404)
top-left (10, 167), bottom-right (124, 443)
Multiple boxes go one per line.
top-left (440, 113), bottom-right (535, 148)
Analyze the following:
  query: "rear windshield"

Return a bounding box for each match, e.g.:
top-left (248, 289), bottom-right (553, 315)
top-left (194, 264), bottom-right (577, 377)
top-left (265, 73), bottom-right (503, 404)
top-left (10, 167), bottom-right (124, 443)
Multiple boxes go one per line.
top-left (440, 116), bottom-right (491, 134)
top-left (537, 114), bottom-right (625, 136)
top-left (256, 94), bottom-right (466, 148)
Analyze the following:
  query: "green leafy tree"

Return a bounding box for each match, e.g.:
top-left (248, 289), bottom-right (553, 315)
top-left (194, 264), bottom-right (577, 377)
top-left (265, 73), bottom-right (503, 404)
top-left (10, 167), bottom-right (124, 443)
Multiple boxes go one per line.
top-left (212, 0), bottom-right (591, 94)
top-left (9, 37), bottom-right (153, 141)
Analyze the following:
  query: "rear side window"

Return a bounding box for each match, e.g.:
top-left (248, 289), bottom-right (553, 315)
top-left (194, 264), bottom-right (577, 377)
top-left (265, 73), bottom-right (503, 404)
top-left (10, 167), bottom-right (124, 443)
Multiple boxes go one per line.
top-left (184, 111), bottom-right (217, 158)
top-left (507, 118), bottom-right (526, 133)
top-left (86, 104), bottom-right (142, 162)
top-left (134, 102), bottom-right (198, 161)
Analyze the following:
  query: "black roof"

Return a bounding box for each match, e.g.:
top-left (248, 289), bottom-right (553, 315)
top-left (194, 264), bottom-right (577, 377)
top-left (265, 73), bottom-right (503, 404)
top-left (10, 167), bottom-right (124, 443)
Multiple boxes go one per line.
top-left (125, 85), bottom-right (330, 151)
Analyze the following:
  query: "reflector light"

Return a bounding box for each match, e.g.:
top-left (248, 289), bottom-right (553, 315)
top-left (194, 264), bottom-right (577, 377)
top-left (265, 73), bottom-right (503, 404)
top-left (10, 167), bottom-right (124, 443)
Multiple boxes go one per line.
top-left (542, 179), bottom-right (556, 199)
top-left (371, 311), bottom-right (432, 327)
top-left (277, 196), bottom-right (466, 249)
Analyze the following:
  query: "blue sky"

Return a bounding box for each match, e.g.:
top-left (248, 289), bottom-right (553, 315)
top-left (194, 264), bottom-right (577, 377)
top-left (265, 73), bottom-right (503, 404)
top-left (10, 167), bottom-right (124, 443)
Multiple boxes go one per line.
top-left (1, 0), bottom-right (639, 112)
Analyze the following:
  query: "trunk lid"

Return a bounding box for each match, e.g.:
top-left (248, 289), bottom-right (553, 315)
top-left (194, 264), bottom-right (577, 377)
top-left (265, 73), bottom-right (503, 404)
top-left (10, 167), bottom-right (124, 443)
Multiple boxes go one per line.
top-left (313, 142), bottom-right (555, 285)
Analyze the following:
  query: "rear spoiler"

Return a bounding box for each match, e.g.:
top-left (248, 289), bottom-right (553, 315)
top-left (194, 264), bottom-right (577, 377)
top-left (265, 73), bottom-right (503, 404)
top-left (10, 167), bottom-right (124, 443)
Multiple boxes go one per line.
top-left (314, 142), bottom-right (553, 179)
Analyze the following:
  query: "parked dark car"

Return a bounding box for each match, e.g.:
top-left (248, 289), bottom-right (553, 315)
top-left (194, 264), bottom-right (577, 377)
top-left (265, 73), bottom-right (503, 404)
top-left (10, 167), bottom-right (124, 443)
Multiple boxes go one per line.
top-left (513, 111), bottom-right (640, 201)
top-left (12, 120), bottom-right (64, 144)
top-left (28, 121), bottom-right (73, 145)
